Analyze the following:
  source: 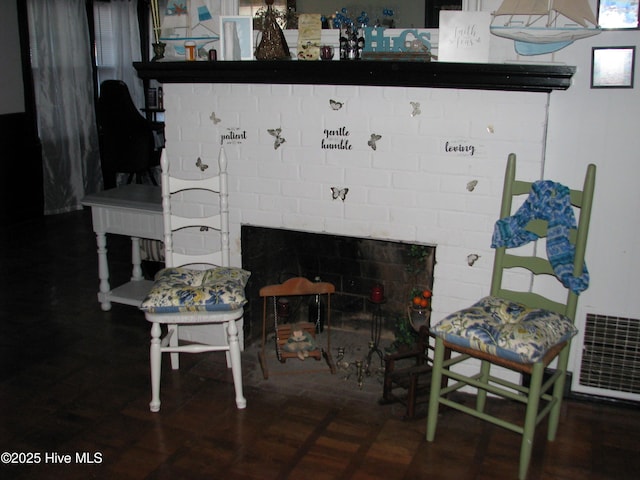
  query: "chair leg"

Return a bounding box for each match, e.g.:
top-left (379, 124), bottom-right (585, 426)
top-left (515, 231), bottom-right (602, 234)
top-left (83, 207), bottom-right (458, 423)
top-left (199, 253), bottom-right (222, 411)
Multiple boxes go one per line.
top-left (381, 363), bottom-right (394, 404)
top-left (405, 371), bottom-right (419, 419)
top-left (476, 360), bottom-right (491, 413)
top-left (426, 338), bottom-right (446, 441)
top-left (147, 168), bottom-right (158, 186)
top-left (226, 319), bottom-right (247, 409)
top-left (168, 324), bottom-right (179, 369)
top-left (519, 361), bottom-right (544, 480)
top-left (149, 322), bottom-right (162, 412)
top-left (548, 346), bottom-right (570, 441)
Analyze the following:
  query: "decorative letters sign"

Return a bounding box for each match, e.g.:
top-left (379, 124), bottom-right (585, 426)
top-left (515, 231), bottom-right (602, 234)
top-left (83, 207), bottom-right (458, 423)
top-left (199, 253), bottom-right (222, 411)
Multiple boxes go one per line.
top-left (362, 28), bottom-right (431, 53)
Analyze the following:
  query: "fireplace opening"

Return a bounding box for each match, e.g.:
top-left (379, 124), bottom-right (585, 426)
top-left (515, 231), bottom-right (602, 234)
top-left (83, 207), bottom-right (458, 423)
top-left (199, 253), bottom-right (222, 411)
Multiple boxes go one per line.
top-left (240, 226), bottom-right (436, 345)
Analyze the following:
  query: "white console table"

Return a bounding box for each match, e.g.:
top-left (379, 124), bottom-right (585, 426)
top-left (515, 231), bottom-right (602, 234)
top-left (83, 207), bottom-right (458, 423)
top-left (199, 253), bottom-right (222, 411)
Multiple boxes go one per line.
top-left (82, 184), bottom-right (163, 311)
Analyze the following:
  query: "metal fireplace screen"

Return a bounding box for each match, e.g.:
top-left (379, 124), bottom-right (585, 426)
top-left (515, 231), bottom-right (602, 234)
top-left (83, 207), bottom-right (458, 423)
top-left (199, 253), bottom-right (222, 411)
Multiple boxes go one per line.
top-left (580, 313), bottom-right (640, 394)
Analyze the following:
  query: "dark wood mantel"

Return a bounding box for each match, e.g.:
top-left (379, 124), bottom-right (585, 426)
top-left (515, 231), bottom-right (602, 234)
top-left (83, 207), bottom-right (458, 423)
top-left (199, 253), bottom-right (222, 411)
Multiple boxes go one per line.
top-left (134, 60), bottom-right (576, 93)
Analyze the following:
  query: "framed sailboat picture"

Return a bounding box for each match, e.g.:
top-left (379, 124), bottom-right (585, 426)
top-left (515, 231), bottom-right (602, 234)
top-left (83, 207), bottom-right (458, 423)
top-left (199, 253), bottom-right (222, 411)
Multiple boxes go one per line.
top-left (597, 1), bottom-right (640, 29)
top-left (490, 0), bottom-right (601, 55)
top-left (158, 0), bottom-right (221, 59)
top-left (591, 46), bottom-right (635, 88)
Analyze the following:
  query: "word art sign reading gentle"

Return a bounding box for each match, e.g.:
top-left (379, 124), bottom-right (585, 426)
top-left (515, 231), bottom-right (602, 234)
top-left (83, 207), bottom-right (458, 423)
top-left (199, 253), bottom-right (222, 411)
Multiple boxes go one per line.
top-left (322, 126), bottom-right (353, 150)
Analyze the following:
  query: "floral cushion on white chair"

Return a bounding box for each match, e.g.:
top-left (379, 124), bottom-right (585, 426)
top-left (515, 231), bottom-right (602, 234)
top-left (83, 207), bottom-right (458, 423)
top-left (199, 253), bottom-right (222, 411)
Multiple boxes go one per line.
top-left (141, 266), bottom-right (250, 313)
top-left (430, 296), bottom-right (578, 363)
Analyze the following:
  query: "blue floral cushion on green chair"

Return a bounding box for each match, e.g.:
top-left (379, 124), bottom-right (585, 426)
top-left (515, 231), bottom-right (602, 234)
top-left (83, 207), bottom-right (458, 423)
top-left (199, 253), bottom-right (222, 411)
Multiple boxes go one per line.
top-left (141, 266), bottom-right (250, 313)
top-left (430, 296), bottom-right (578, 363)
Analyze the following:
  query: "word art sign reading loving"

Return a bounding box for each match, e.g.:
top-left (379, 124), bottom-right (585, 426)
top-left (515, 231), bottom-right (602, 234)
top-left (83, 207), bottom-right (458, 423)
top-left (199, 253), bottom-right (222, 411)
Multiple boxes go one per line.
top-left (444, 140), bottom-right (477, 156)
top-left (322, 126), bottom-right (353, 150)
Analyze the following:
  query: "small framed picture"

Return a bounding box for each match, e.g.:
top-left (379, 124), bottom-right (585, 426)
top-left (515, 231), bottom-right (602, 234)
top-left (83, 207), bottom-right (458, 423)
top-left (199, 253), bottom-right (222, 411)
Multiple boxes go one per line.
top-left (591, 46), bottom-right (636, 88)
top-left (219, 16), bottom-right (254, 60)
top-left (597, 1), bottom-right (640, 29)
top-left (146, 87), bottom-right (158, 109)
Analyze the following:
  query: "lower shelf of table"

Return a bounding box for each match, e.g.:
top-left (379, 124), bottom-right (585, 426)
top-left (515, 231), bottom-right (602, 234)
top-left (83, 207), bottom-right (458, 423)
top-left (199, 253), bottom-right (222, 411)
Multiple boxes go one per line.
top-left (98, 279), bottom-right (154, 307)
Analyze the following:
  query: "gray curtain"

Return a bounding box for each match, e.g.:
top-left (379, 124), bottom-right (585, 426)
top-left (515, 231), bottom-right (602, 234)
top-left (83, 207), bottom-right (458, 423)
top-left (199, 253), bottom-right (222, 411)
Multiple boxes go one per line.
top-left (95, 0), bottom-right (144, 106)
top-left (27, 0), bottom-right (102, 215)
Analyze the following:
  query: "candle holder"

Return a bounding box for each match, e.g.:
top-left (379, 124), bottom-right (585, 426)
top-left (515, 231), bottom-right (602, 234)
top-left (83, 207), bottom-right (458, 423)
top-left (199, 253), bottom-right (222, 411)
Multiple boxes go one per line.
top-left (369, 284), bottom-right (384, 303)
top-left (366, 296), bottom-right (385, 375)
top-left (339, 26), bottom-right (364, 60)
top-left (152, 42), bottom-right (166, 62)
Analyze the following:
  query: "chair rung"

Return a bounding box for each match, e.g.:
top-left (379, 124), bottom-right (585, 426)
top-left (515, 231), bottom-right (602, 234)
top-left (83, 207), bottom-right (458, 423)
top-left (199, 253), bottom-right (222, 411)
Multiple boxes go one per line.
top-left (437, 370), bottom-right (560, 427)
top-left (160, 329), bottom-right (174, 348)
top-left (439, 373), bottom-right (483, 396)
top-left (440, 369), bottom-right (528, 404)
top-left (161, 344), bottom-right (230, 354)
top-left (535, 398), bottom-right (557, 426)
top-left (437, 396), bottom-right (524, 435)
top-left (442, 352), bottom-right (471, 369)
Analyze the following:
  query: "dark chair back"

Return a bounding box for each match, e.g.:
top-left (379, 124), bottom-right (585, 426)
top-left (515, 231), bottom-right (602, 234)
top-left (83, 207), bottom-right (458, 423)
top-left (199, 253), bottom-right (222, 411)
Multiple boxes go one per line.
top-left (97, 80), bottom-right (161, 189)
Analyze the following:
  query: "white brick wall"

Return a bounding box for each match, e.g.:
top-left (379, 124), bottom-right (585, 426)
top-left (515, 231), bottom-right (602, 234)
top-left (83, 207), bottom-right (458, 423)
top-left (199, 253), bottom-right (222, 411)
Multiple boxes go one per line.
top-left (162, 82), bottom-right (550, 324)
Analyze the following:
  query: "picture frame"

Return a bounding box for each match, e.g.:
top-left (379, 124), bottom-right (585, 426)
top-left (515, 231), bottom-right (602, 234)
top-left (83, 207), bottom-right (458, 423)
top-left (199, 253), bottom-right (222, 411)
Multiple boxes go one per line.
top-left (146, 87), bottom-right (158, 109)
top-left (219, 16), bottom-right (254, 60)
top-left (437, 11), bottom-right (491, 63)
top-left (591, 46), bottom-right (636, 88)
top-left (597, 1), bottom-right (640, 29)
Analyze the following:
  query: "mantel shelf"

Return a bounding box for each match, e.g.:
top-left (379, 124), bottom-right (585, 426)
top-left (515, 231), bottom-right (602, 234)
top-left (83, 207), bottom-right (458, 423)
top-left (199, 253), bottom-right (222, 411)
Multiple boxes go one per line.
top-left (134, 61), bottom-right (576, 93)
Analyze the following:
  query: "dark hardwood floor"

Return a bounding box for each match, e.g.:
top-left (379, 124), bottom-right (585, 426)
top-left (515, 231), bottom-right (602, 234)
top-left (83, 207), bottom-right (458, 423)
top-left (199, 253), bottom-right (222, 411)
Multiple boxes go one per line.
top-left (1, 209), bottom-right (639, 479)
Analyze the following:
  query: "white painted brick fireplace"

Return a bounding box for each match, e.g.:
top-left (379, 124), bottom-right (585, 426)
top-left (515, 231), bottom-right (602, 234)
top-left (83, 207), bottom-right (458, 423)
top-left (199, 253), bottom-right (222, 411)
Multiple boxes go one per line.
top-left (162, 82), bottom-right (551, 327)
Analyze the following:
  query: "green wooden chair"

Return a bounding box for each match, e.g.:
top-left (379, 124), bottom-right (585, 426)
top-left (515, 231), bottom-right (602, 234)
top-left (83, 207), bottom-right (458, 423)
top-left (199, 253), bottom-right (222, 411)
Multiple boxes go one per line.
top-left (426, 153), bottom-right (596, 480)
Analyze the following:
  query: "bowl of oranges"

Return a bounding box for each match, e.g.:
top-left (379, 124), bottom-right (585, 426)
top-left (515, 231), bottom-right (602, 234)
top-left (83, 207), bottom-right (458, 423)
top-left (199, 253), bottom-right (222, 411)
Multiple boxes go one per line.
top-left (412, 289), bottom-right (432, 309)
top-left (408, 289), bottom-right (432, 330)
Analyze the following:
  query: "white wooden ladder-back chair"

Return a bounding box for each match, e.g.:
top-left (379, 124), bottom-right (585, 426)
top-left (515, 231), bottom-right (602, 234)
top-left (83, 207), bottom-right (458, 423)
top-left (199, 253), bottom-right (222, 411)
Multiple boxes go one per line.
top-left (140, 148), bottom-right (249, 412)
top-left (426, 153), bottom-right (596, 480)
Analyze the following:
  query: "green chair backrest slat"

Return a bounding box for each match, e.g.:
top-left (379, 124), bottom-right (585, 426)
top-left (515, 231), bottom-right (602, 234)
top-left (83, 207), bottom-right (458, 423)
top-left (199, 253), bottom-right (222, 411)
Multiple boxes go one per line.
top-left (492, 288), bottom-right (569, 316)
top-left (502, 254), bottom-right (555, 276)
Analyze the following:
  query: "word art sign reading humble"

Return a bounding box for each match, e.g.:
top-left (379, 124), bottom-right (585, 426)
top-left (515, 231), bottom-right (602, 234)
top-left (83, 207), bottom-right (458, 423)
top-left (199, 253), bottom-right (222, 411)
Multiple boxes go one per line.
top-left (322, 126), bottom-right (353, 150)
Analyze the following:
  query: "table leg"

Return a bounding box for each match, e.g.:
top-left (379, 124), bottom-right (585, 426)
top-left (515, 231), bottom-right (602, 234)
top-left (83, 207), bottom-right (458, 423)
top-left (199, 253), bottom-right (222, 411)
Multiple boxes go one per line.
top-left (131, 236), bottom-right (143, 281)
top-left (96, 231), bottom-right (112, 311)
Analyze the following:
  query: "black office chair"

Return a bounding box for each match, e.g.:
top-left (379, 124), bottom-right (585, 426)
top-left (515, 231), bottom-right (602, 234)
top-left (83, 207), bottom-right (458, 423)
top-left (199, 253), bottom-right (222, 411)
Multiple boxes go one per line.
top-left (97, 80), bottom-right (164, 189)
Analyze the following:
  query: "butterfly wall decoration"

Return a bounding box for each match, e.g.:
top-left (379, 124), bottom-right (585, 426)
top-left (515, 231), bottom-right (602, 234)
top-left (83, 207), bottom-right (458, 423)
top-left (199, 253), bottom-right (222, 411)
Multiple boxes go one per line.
top-left (210, 112), bottom-right (221, 125)
top-left (410, 102), bottom-right (421, 117)
top-left (368, 133), bottom-right (382, 151)
top-left (268, 128), bottom-right (286, 150)
top-left (195, 157), bottom-right (209, 171)
top-left (329, 99), bottom-right (343, 111)
top-left (466, 180), bottom-right (478, 192)
top-left (331, 187), bottom-right (349, 201)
